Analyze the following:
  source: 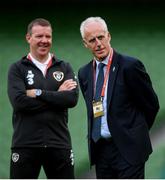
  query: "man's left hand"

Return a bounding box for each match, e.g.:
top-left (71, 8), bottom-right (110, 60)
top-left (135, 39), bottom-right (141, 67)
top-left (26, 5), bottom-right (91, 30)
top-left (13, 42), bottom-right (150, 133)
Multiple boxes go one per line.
top-left (26, 89), bottom-right (36, 98)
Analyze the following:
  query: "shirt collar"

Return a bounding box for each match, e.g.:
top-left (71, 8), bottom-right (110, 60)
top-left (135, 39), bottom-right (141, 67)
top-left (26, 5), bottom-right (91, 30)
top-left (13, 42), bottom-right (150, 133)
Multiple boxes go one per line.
top-left (29, 53), bottom-right (51, 65)
top-left (95, 53), bottom-right (110, 67)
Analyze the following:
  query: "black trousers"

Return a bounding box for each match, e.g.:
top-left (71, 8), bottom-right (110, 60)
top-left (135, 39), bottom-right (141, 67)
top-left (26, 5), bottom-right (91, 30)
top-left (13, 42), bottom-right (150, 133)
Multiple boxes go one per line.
top-left (10, 147), bottom-right (74, 179)
top-left (94, 138), bottom-right (145, 179)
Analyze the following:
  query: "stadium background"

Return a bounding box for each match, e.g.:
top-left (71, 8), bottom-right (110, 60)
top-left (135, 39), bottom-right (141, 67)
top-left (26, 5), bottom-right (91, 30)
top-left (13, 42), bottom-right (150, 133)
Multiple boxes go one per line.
top-left (0, 0), bottom-right (165, 178)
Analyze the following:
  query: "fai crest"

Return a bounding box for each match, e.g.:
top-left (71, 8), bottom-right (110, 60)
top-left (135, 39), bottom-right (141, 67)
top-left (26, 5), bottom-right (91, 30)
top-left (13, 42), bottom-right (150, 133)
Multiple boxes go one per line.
top-left (53, 71), bottom-right (64, 81)
top-left (12, 153), bottom-right (19, 162)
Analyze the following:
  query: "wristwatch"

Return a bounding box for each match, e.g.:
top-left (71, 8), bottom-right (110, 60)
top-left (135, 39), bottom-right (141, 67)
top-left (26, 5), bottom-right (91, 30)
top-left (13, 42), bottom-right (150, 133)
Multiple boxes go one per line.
top-left (35, 89), bottom-right (42, 97)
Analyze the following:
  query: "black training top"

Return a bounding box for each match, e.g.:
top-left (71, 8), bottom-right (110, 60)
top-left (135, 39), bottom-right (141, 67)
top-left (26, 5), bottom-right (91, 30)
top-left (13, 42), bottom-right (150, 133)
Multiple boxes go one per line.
top-left (8, 55), bottom-right (79, 149)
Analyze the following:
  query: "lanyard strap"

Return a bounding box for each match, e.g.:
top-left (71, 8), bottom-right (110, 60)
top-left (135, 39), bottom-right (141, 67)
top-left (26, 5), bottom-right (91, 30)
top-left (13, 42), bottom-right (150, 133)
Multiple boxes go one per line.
top-left (93, 48), bottom-right (113, 98)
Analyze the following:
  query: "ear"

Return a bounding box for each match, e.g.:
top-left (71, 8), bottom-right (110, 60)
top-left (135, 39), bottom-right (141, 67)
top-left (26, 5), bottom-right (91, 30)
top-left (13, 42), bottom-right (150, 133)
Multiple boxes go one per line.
top-left (26, 33), bottom-right (31, 43)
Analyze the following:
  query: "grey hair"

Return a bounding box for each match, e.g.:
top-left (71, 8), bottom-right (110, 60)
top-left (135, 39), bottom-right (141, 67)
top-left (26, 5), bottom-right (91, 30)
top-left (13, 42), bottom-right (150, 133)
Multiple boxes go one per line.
top-left (80, 17), bottom-right (108, 39)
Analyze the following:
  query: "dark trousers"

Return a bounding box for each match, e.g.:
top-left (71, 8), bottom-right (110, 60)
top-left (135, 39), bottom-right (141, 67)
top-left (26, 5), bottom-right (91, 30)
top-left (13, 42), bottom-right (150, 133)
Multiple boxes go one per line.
top-left (94, 138), bottom-right (145, 179)
top-left (10, 147), bottom-right (74, 179)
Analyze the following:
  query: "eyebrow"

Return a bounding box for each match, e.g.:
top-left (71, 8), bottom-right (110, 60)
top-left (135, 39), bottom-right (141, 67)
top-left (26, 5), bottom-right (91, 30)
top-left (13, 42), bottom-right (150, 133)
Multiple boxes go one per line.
top-left (88, 34), bottom-right (105, 42)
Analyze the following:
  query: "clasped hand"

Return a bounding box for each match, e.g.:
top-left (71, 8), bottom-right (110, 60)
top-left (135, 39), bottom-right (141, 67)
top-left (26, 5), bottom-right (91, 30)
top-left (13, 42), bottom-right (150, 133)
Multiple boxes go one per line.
top-left (26, 79), bottom-right (77, 98)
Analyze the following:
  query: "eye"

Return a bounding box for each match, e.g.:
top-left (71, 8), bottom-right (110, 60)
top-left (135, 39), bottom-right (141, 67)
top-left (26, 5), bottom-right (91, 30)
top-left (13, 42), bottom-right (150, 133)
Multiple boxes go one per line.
top-left (36, 35), bottom-right (43, 38)
top-left (89, 38), bottom-right (96, 44)
top-left (46, 35), bottom-right (52, 39)
top-left (98, 35), bottom-right (104, 40)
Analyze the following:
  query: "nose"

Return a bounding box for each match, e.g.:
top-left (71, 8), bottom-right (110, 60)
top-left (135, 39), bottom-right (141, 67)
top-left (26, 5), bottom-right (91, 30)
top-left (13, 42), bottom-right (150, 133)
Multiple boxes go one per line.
top-left (41, 36), bottom-right (48, 43)
top-left (95, 38), bottom-right (101, 47)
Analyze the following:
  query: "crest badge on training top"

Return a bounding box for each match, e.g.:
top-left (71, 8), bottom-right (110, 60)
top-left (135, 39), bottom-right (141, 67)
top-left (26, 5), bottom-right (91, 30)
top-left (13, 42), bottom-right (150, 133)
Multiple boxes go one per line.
top-left (53, 71), bottom-right (64, 82)
top-left (12, 153), bottom-right (19, 163)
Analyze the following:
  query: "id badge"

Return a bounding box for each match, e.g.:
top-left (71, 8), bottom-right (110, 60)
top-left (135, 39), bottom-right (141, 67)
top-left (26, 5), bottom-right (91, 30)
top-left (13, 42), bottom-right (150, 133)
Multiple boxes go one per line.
top-left (93, 100), bottom-right (104, 118)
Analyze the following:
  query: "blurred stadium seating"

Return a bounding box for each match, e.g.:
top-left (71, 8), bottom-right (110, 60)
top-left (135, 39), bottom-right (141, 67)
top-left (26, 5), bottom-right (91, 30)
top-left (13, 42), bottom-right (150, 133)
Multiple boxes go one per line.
top-left (0, 2), bottom-right (165, 178)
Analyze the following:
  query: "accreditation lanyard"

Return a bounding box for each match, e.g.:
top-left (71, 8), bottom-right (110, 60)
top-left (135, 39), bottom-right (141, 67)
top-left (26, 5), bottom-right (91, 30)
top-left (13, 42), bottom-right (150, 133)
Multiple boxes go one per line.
top-left (93, 48), bottom-right (113, 99)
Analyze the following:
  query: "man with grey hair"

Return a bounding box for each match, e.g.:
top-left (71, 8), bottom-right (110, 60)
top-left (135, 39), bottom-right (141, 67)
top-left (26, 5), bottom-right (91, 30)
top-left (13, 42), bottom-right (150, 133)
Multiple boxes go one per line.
top-left (78, 16), bottom-right (159, 178)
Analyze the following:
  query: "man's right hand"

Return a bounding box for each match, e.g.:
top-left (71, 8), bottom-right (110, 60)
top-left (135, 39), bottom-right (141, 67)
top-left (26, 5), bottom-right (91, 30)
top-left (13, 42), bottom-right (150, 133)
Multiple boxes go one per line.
top-left (58, 79), bottom-right (77, 91)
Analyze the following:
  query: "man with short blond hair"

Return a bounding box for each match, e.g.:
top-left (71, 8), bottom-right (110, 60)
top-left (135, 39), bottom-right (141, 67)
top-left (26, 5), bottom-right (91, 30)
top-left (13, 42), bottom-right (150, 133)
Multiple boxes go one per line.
top-left (8, 18), bottom-right (78, 179)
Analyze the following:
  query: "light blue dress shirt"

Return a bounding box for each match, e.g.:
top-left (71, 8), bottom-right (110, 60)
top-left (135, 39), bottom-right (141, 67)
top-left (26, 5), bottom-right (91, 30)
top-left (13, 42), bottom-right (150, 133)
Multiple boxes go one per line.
top-left (95, 55), bottom-right (111, 138)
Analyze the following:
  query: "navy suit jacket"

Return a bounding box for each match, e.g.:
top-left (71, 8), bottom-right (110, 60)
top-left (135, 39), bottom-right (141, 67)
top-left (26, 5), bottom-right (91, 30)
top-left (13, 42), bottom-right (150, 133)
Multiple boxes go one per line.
top-left (78, 50), bottom-right (159, 166)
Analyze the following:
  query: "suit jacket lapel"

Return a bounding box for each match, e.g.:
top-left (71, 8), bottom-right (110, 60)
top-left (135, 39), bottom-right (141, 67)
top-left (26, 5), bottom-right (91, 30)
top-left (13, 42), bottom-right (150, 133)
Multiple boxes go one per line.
top-left (107, 51), bottom-right (119, 108)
